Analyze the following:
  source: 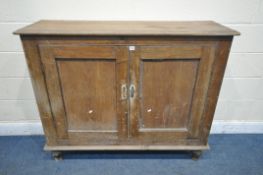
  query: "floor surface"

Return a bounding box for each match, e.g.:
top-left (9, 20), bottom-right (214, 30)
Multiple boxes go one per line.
top-left (0, 134), bottom-right (262, 175)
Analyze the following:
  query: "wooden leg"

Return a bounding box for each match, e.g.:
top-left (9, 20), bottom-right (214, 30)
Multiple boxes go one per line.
top-left (52, 151), bottom-right (63, 160)
top-left (191, 150), bottom-right (202, 160)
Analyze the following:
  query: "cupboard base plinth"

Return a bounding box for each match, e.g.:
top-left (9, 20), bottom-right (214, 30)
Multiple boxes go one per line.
top-left (44, 144), bottom-right (209, 151)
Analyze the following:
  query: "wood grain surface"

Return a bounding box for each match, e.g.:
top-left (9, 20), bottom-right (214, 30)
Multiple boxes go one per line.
top-left (14, 20), bottom-right (240, 36)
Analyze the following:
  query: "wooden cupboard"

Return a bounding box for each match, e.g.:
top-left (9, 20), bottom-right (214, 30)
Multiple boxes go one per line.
top-left (14, 21), bottom-right (239, 159)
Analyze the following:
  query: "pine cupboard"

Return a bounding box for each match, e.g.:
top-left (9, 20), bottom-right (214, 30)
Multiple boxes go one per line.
top-left (14, 21), bottom-right (240, 159)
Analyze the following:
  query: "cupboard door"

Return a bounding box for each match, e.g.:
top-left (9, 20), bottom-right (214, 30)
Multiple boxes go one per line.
top-left (39, 45), bottom-right (129, 144)
top-left (129, 45), bottom-right (216, 144)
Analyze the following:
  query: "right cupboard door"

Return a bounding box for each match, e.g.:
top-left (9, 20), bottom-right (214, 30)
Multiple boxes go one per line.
top-left (129, 45), bottom-right (216, 145)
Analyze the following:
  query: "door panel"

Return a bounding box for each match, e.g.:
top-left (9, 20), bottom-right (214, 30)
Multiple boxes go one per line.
top-left (57, 60), bottom-right (117, 131)
top-left (141, 59), bottom-right (199, 129)
top-left (129, 45), bottom-right (216, 144)
top-left (39, 45), bottom-right (129, 144)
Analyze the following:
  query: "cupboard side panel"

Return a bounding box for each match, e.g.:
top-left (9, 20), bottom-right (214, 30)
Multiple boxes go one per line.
top-left (201, 37), bottom-right (233, 143)
top-left (21, 36), bottom-right (57, 145)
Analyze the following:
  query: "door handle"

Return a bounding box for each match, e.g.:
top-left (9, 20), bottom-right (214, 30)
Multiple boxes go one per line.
top-left (130, 84), bottom-right (135, 98)
top-left (121, 84), bottom-right (127, 100)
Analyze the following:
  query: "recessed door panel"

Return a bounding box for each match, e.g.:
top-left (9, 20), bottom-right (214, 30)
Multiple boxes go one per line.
top-left (39, 45), bottom-right (129, 144)
top-left (57, 60), bottom-right (117, 131)
top-left (129, 45), bottom-right (216, 144)
top-left (141, 59), bottom-right (199, 129)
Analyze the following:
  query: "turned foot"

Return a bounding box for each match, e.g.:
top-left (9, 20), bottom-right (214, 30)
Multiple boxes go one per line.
top-left (191, 150), bottom-right (202, 160)
top-left (52, 151), bottom-right (63, 160)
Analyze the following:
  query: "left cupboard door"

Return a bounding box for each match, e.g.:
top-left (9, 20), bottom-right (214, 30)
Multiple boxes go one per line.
top-left (39, 45), bottom-right (129, 145)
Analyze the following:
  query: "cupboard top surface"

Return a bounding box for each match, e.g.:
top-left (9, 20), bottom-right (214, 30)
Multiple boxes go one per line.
top-left (14, 20), bottom-right (240, 36)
